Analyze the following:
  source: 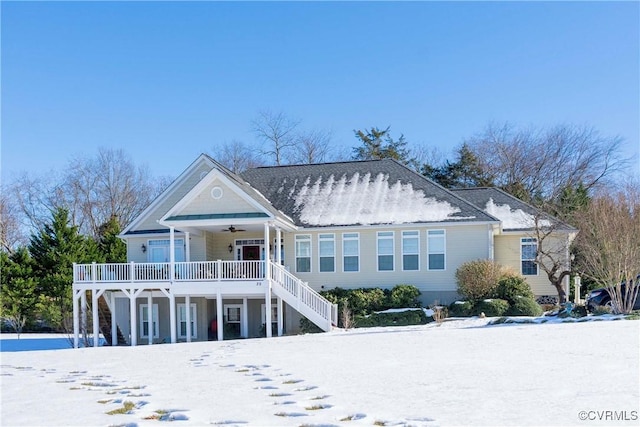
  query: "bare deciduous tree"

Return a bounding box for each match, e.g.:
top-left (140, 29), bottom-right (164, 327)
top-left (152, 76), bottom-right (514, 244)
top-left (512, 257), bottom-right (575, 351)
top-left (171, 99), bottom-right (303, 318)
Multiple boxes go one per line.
top-left (9, 148), bottom-right (166, 238)
top-left (251, 110), bottom-right (301, 166)
top-left (0, 189), bottom-right (28, 252)
top-left (465, 123), bottom-right (629, 203)
top-left (286, 129), bottom-right (334, 165)
top-left (211, 140), bottom-right (264, 174)
top-left (574, 181), bottom-right (640, 314)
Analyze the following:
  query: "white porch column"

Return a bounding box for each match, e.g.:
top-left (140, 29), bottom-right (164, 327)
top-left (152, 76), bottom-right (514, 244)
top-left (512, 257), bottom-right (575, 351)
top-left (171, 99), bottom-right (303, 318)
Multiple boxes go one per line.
top-left (264, 223), bottom-right (270, 281)
top-left (216, 290), bottom-right (223, 341)
top-left (276, 227), bottom-right (282, 265)
top-left (73, 289), bottom-right (80, 348)
top-left (92, 291), bottom-right (100, 347)
top-left (277, 297), bottom-right (283, 337)
top-left (130, 292), bottom-right (137, 346)
top-left (185, 231), bottom-right (190, 262)
top-left (242, 297), bottom-right (248, 339)
top-left (169, 226), bottom-right (175, 281)
top-left (81, 291), bottom-right (87, 342)
top-left (185, 295), bottom-right (192, 342)
top-left (265, 286), bottom-right (273, 338)
top-left (169, 293), bottom-right (177, 344)
top-left (147, 292), bottom-right (153, 345)
top-left (110, 292), bottom-right (117, 346)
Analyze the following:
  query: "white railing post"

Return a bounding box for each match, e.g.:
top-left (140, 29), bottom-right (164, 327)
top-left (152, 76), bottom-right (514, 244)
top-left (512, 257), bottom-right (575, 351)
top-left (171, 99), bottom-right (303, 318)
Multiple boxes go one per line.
top-left (216, 260), bottom-right (221, 281)
top-left (72, 263), bottom-right (77, 282)
top-left (130, 261), bottom-right (135, 283)
top-left (92, 262), bottom-right (97, 283)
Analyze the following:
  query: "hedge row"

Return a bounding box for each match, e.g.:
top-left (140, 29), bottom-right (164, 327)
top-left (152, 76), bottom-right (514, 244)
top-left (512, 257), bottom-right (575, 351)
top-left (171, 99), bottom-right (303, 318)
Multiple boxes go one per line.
top-left (449, 297), bottom-right (543, 317)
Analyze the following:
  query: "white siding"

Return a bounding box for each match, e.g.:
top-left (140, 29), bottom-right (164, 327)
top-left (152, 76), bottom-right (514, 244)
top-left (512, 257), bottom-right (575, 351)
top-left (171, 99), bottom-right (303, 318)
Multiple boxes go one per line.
top-left (177, 178), bottom-right (261, 216)
top-left (134, 163), bottom-right (213, 231)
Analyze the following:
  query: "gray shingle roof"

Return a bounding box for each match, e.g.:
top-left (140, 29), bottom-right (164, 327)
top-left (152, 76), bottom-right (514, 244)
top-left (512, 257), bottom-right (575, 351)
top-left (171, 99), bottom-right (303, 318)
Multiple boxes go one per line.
top-left (452, 187), bottom-right (577, 231)
top-left (241, 159), bottom-right (497, 227)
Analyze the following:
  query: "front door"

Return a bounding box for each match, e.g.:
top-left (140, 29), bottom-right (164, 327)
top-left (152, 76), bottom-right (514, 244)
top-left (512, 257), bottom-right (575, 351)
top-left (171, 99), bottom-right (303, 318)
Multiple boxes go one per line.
top-left (242, 245), bottom-right (260, 260)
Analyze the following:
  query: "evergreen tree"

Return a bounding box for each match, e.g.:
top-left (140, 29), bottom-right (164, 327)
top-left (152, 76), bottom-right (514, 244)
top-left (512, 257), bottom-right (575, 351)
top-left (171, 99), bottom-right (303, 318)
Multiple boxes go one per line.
top-left (0, 247), bottom-right (39, 331)
top-left (423, 143), bottom-right (494, 189)
top-left (28, 207), bottom-right (99, 330)
top-left (352, 127), bottom-right (416, 167)
top-left (97, 215), bottom-right (126, 263)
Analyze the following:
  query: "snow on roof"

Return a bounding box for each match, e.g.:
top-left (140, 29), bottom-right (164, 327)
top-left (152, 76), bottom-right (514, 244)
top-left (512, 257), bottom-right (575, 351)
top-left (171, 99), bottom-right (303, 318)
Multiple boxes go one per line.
top-left (485, 198), bottom-right (551, 229)
top-left (293, 172), bottom-right (467, 226)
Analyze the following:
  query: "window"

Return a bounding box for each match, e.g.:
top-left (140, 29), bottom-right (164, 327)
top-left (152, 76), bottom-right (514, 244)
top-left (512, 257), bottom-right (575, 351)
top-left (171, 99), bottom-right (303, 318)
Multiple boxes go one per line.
top-left (319, 234), bottom-right (335, 272)
top-left (225, 305), bottom-right (241, 323)
top-left (178, 303), bottom-right (197, 339)
top-left (295, 235), bottom-right (311, 273)
top-left (223, 304), bottom-right (243, 338)
top-left (521, 238), bottom-right (538, 275)
top-left (140, 304), bottom-right (159, 339)
top-left (377, 231), bottom-right (394, 271)
top-left (261, 304), bottom-right (278, 324)
top-left (148, 239), bottom-right (185, 263)
top-left (343, 233), bottom-right (360, 272)
top-left (427, 230), bottom-right (445, 270)
top-left (402, 231), bottom-right (420, 271)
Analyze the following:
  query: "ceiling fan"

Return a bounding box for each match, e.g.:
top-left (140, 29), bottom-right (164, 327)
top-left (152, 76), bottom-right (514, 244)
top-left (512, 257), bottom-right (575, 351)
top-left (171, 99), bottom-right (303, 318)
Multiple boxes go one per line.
top-left (221, 225), bottom-right (246, 233)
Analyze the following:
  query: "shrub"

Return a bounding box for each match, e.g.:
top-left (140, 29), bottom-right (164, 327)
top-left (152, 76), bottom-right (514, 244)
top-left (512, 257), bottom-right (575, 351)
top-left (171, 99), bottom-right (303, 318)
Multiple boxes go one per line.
top-left (300, 316), bottom-right (323, 334)
top-left (494, 276), bottom-right (534, 304)
top-left (473, 299), bottom-right (509, 317)
top-left (448, 301), bottom-right (474, 317)
top-left (386, 284), bottom-right (421, 308)
top-left (505, 297), bottom-right (543, 317)
top-left (592, 305), bottom-right (612, 316)
top-left (456, 260), bottom-right (512, 301)
top-left (348, 288), bottom-right (386, 315)
top-left (355, 309), bottom-right (430, 327)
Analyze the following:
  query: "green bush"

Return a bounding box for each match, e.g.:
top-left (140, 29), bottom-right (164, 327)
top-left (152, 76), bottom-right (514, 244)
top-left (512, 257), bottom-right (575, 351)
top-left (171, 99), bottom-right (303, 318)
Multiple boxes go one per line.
top-left (321, 285), bottom-right (422, 320)
top-left (299, 316), bottom-right (324, 334)
top-left (493, 276), bottom-right (534, 304)
top-left (448, 301), bottom-right (474, 317)
top-left (355, 309), bottom-right (430, 327)
top-left (386, 284), bottom-right (421, 308)
top-left (456, 260), bottom-right (512, 301)
top-left (505, 297), bottom-right (543, 317)
top-left (473, 299), bottom-right (509, 317)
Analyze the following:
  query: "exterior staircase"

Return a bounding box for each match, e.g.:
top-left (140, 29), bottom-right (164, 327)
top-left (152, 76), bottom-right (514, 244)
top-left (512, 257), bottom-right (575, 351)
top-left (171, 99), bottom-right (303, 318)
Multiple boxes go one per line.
top-left (270, 262), bottom-right (337, 331)
top-left (97, 295), bottom-right (128, 346)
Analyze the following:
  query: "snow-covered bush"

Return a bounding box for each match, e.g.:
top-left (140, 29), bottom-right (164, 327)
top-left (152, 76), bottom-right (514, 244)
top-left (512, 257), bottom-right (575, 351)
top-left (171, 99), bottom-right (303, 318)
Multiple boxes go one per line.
top-left (448, 300), bottom-right (474, 317)
top-left (455, 260), bottom-right (513, 301)
top-left (473, 299), bottom-right (509, 317)
top-left (505, 297), bottom-right (543, 317)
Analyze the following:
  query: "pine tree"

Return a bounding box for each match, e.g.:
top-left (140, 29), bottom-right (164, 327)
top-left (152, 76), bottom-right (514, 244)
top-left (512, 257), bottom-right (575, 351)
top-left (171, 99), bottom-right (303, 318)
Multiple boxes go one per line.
top-left (0, 248), bottom-right (39, 332)
top-left (28, 208), bottom-right (99, 330)
top-left (352, 127), bottom-right (415, 167)
top-left (97, 215), bottom-right (126, 263)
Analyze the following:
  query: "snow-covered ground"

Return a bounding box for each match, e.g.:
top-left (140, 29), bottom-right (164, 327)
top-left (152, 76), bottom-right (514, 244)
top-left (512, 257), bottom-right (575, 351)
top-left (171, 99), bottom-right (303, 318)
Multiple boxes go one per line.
top-left (1, 317), bottom-right (639, 426)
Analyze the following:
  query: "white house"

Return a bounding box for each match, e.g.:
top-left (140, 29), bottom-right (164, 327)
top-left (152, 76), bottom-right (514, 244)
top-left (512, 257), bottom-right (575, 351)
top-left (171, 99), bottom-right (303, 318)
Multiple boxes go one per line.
top-left (72, 154), bottom-right (577, 347)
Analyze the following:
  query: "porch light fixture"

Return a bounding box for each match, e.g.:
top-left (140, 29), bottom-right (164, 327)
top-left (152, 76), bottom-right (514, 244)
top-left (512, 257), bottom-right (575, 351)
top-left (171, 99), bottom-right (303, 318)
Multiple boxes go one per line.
top-left (141, 244), bottom-right (147, 253)
top-left (228, 244), bottom-right (233, 253)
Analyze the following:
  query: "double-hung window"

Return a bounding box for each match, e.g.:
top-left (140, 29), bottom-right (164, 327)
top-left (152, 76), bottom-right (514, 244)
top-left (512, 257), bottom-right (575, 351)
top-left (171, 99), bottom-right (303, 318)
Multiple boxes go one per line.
top-left (140, 304), bottom-right (159, 339)
top-left (319, 234), bottom-right (335, 272)
top-left (427, 230), bottom-right (446, 270)
top-left (377, 231), bottom-right (394, 271)
top-left (177, 303), bottom-right (197, 339)
top-left (295, 235), bottom-right (311, 273)
top-left (402, 231), bottom-right (420, 271)
top-left (342, 233), bottom-right (360, 272)
top-left (521, 238), bottom-right (538, 275)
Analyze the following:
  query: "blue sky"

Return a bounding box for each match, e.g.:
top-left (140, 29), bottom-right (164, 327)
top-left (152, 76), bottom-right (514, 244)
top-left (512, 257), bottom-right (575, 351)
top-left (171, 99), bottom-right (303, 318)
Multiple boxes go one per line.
top-left (2, 1), bottom-right (639, 182)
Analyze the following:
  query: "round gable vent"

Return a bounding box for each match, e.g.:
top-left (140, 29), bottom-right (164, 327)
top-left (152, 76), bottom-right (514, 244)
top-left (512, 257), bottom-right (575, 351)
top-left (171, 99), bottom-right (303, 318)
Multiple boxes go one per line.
top-left (211, 186), bottom-right (224, 200)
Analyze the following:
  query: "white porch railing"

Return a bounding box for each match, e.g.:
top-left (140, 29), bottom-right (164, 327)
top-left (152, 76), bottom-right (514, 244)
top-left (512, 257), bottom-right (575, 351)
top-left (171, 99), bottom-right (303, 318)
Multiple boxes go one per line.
top-left (73, 260), bottom-right (265, 283)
